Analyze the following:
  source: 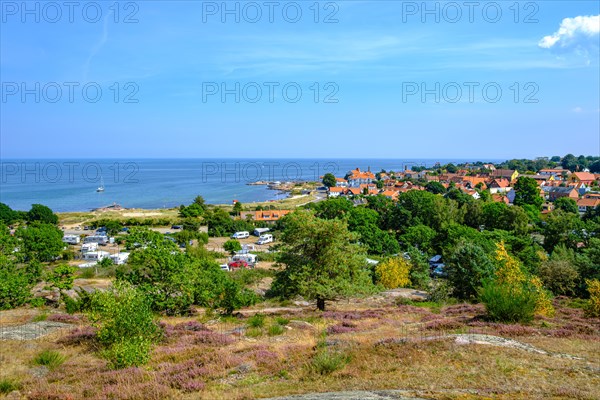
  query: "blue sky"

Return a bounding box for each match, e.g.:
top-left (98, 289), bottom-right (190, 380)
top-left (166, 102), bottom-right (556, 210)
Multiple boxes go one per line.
top-left (1, 0), bottom-right (599, 160)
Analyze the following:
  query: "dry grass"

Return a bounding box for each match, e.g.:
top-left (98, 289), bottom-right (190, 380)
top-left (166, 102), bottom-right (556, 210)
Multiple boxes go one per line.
top-left (1, 298), bottom-right (599, 399)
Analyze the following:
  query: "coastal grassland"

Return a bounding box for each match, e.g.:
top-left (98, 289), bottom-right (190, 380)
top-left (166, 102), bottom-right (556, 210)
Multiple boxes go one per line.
top-left (3, 297), bottom-right (599, 399)
top-left (57, 192), bottom-right (318, 228)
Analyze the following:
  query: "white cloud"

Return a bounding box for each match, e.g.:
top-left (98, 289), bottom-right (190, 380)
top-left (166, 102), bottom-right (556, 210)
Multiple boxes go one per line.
top-left (572, 107), bottom-right (583, 113)
top-left (539, 15), bottom-right (600, 51)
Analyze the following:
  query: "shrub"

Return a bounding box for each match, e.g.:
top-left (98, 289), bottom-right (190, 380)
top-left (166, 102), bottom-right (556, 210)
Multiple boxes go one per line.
top-left (479, 280), bottom-right (537, 323)
top-left (309, 350), bottom-right (350, 375)
top-left (0, 259), bottom-right (32, 310)
top-left (268, 324), bottom-right (285, 336)
top-left (101, 338), bottom-right (153, 369)
top-left (247, 313), bottom-right (265, 328)
top-left (87, 283), bottom-right (161, 369)
top-left (585, 279), bottom-right (600, 318)
top-left (376, 257), bottom-right (411, 289)
top-left (0, 378), bottom-right (21, 394)
top-left (47, 264), bottom-right (78, 291)
top-left (223, 239), bottom-right (242, 255)
top-left (33, 350), bottom-right (66, 370)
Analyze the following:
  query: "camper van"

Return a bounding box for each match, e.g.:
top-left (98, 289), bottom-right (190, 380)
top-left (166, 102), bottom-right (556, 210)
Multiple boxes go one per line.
top-left (62, 235), bottom-right (80, 245)
top-left (110, 252), bottom-right (130, 265)
top-left (231, 231), bottom-right (250, 239)
top-left (82, 251), bottom-right (110, 262)
top-left (253, 228), bottom-right (270, 236)
top-left (257, 234), bottom-right (273, 245)
top-left (81, 242), bottom-right (98, 253)
top-left (84, 235), bottom-right (109, 245)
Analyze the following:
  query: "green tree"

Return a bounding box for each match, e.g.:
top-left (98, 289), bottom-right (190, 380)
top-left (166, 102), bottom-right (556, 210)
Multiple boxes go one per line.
top-left (125, 227), bottom-right (177, 251)
top-left (104, 220), bottom-right (123, 236)
top-left (0, 203), bottom-right (19, 225)
top-left (554, 197), bottom-right (578, 214)
top-left (445, 240), bottom-right (496, 300)
top-left (538, 245), bottom-right (579, 296)
top-left (542, 211), bottom-right (584, 252)
top-left (15, 223), bottom-right (64, 262)
top-left (513, 177), bottom-right (543, 209)
top-left (193, 195), bottom-right (206, 208)
top-left (26, 204), bottom-right (58, 225)
top-left (322, 173), bottom-right (337, 188)
top-left (47, 265), bottom-right (78, 291)
top-left (310, 197), bottom-right (353, 220)
top-left (271, 210), bottom-right (374, 311)
top-left (400, 224), bottom-right (436, 254)
top-left (561, 154), bottom-right (578, 172)
top-left (0, 256), bottom-right (32, 310)
top-left (425, 181), bottom-right (446, 194)
top-left (223, 239), bottom-right (242, 255)
top-left (233, 201), bottom-right (243, 216)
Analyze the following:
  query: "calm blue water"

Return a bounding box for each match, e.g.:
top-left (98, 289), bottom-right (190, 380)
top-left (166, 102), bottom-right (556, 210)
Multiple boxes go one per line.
top-left (0, 159), bottom-right (496, 212)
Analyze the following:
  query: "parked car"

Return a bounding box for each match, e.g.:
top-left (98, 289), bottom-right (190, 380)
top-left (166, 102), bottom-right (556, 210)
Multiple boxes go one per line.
top-left (171, 225), bottom-right (182, 230)
top-left (228, 260), bottom-right (249, 269)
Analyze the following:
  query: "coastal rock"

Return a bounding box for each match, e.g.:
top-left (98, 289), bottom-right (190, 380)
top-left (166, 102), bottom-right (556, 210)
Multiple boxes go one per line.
top-left (0, 321), bottom-right (72, 340)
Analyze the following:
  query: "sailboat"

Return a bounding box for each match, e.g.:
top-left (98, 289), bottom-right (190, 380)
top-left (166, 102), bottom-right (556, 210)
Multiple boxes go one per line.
top-left (96, 176), bottom-right (105, 192)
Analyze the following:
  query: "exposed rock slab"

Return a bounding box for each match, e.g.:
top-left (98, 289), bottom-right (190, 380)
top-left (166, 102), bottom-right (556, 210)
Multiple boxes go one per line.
top-left (0, 321), bottom-right (72, 340)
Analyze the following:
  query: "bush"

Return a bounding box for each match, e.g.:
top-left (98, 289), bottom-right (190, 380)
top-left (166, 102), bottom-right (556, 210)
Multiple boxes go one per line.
top-left (585, 279), bottom-right (600, 318)
top-left (479, 281), bottom-right (537, 323)
top-left (0, 261), bottom-right (32, 310)
top-left (223, 239), bottom-right (242, 255)
top-left (87, 283), bottom-right (161, 369)
top-left (376, 257), bottom-right (411, 289)
top-left (268, 323), bottom-right (285, 336)
top-left (100, 338), bottom-right (153, 369)
top-left (33, 350), bottom-right (66, 370)
top-left (0, 378), bottom-right (21, 394)
top-left (309, 350), bottom-right (350, 375)
top-left (247, 313), bottom-right (265, 328)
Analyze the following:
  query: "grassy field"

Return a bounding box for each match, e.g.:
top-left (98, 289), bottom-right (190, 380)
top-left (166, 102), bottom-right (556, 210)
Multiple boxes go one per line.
top-left (57, 192), bottom-right (320, 228)
top-left (1, 296), bottom-right (599, 399)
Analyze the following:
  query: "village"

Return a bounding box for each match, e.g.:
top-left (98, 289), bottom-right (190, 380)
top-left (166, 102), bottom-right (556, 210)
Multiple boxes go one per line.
top-left (324, 165), bottom-right (600, 214)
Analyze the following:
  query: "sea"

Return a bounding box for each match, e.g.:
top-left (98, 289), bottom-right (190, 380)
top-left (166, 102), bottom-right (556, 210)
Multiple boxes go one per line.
top-left (0, 158), bottom-right (498, 212)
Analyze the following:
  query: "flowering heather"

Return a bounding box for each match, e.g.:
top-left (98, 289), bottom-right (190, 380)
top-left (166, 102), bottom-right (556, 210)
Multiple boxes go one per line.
top-left (442, 304), bottom-right (485, 315)
top-left (327, 322), bottom-right (359, 335)
top-left (395, 305), bottom-right (432, 315)
top-left (421, 313), bottom-right (446, 322)
top-left (47, 313), bottom-right (81, 323)
top-left (494, 324), bottom-right (539, 337)
top-left (58, 326), bottom-right (97, 345)
top-left (323, 309), bottom-right (385, 320)
top-left (423, 318), bottom-right (462, 331)
top-left (174, 321), bottom-right (209, 332)
top-left (193, 330), bottom-right (234, 346)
